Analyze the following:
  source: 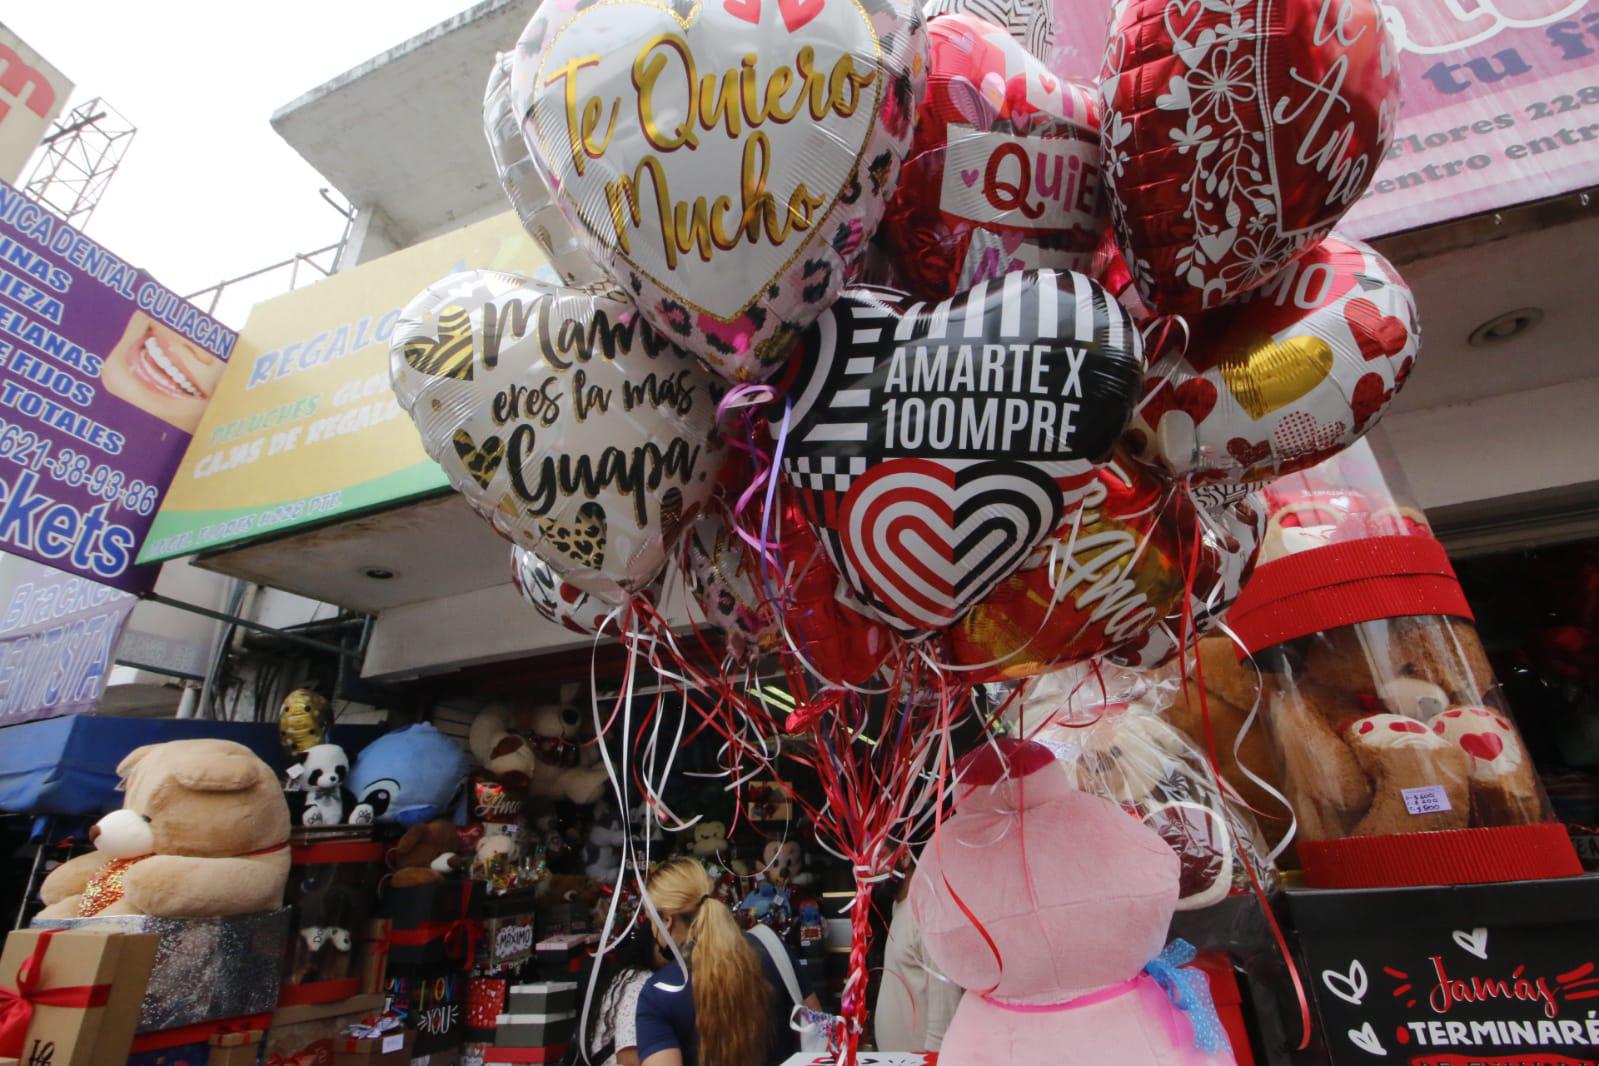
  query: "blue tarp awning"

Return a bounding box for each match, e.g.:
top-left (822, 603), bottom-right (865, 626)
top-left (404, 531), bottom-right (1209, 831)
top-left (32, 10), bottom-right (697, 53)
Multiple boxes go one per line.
top-left (0, 715), bottom-right (381, 818)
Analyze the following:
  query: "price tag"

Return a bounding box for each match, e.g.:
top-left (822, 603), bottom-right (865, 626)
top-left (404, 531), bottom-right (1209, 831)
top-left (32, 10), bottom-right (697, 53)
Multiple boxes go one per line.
top-left (382, 1032), bottom-right (405, 1053)
top-left (1402, 785), bottom-right (1451, 816)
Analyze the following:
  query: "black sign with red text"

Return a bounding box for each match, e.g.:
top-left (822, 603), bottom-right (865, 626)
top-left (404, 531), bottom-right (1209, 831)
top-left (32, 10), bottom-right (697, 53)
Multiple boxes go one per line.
top-left (1289, 877), bottom-right (1599, 1065)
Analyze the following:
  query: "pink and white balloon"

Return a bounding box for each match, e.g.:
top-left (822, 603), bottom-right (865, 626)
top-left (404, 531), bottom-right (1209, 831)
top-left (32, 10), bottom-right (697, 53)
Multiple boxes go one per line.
top-left (508, 0), bottom-right (929, 382)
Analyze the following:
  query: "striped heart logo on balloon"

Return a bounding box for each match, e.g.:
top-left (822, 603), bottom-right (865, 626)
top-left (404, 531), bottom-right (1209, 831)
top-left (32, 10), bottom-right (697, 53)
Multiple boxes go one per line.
top-left (840, 458), bottom-right (1062, 632)
top-left (776, 269), bottom-right (1145, 636)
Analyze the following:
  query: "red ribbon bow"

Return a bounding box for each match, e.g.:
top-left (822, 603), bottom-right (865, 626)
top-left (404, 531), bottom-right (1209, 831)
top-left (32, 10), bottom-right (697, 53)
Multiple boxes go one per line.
top-left (389, 919), bottom-right (481, 968)
top-left (0, 931), bottom-right (112, 1057)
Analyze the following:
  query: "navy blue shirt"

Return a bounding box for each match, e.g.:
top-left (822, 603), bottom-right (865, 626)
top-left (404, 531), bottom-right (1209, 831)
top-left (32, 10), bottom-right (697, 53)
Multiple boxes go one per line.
top-left (635, 933), bottom-right (813, 1065)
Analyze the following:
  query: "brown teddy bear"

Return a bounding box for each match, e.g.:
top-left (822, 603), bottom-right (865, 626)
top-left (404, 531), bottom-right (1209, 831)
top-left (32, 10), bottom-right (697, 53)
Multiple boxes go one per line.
top-left (1430, 706), bottom-right (1543, 827)
top-left (1342, 714), bottom-right (1471, 836)
top-left (37, 739), bottom-right (290, 919)
top-left (467, 688), bottom-right (608, 804)
top-left (1163, 637), bottom-right (1292, 831)
top-left (388, 819), bottom-right (468, 888)
top-left (1261, 617), bottom-right (1539, 840)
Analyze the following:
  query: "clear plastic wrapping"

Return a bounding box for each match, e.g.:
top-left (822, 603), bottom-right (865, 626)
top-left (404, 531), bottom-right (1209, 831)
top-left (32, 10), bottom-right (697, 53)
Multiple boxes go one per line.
top-left (1015, 665), bottom-right (1280, 910)
top-left (1247, 442), bottom-right (1555, 845)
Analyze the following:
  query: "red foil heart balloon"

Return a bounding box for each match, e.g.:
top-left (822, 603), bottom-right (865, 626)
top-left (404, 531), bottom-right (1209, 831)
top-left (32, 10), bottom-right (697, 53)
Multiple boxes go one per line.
top-left (877, 13), bottom-right (1104, 301)
top-left (1097, 0), bottom-right (1400, 313)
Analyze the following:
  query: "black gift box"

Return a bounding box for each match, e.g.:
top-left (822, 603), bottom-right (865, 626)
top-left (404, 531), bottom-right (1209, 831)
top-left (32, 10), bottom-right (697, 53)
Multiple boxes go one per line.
top-left (1288, 874), bottom-right (1599, 1065)
top-left (381, 879), bottom-right (482, 970)
top-left (532, 934), bottom-right (598, 982)
top-left (479, 889), bottom-right (540, 971)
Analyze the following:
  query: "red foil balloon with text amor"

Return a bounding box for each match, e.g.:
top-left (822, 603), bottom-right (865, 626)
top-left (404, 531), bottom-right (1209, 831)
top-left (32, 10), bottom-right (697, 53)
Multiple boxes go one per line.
top-left (877, 13), bottom-right (1104, 300)
top-left (1097, 0), bottom-right (1401, 313)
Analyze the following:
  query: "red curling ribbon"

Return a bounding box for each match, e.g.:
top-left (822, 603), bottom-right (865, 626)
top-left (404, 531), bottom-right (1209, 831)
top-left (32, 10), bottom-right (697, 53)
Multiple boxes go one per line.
top-left (1180, 507), bottom-right (1313, 1053)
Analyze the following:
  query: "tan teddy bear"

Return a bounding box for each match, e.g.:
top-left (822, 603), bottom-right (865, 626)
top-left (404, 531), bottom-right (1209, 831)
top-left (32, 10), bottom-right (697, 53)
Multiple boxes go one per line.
top-left (37, 739), bottom-right (291, 919)
top-left (467, 686), bottom-right (608, 804)
top-left (1430, 706), bottom-right (1543, 827)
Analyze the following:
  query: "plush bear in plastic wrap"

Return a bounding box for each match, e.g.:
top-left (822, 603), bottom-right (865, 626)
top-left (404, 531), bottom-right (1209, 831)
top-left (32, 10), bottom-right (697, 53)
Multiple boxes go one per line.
top-left (1163, 638), bottom-right (1290, 835)
top-left (38, 739), bottom-right (291, 919)
top-left (1266, 618), bottom-right (1539, 839)
top-left (912, 741), bottom-right (1235, 1066)
top-left (583, 799), bottom-right (626, 882)
top-left (467, 687), bottom-right (608, 804)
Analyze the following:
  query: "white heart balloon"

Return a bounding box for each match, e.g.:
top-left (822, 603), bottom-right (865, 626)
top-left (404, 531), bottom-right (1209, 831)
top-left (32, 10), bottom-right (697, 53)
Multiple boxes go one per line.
top-left (509, 0), bottom-right (928, 382)
top-left (483, 52), bottom-right (604, 287)
top-left (390, 270), bottom-right (726, 597)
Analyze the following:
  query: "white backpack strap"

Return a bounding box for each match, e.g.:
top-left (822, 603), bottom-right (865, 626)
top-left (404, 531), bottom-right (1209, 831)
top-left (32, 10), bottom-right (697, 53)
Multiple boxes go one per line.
top-left (749, 923), bottom-right (805, 1008)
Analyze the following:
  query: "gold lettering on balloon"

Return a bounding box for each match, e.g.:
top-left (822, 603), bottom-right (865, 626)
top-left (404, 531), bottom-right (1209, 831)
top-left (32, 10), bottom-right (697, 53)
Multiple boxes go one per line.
top-left (552, 30), bottom-right (876, 266)
top-left (545, 55), bottom-right (620, 176)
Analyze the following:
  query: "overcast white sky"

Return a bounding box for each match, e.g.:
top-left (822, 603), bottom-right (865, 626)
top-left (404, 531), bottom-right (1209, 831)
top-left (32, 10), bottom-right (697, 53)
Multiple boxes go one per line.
top-left (6, 2), bottom-right (473, 318)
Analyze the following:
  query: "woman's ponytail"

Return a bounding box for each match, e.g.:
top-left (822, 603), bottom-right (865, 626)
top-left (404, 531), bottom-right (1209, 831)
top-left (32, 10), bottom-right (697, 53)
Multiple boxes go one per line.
top-left (648, 859), bottom-right (771, 1066)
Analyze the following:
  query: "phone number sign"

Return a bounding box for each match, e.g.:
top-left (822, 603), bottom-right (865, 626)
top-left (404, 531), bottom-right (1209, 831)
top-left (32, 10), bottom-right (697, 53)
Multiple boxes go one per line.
top-left (0, 180), bottom-right (234, 591)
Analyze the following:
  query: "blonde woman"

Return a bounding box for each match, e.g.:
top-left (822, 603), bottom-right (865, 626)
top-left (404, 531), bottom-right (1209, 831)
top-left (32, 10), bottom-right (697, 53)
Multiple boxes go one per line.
top-left (636, 858), bottom-right (822, 1066)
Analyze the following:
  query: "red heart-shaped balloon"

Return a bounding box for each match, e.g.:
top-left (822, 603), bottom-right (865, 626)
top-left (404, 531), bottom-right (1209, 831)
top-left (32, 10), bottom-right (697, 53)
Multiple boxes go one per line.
top-left (878, 14), bottom-right (1103, 301)
top-left (1097, 0), bottom-right (1400, 313)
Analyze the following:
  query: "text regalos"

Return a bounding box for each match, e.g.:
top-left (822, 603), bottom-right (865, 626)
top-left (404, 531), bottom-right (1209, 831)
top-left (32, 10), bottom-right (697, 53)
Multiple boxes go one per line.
top-left (545, 37), bottom-right (877, 266)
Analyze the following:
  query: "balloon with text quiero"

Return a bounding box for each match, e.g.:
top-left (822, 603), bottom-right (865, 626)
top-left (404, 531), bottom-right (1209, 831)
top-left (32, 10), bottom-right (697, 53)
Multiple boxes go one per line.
top-left (776, 269), bottom-right (1144, 637)
top-left (878, 13), bottom-right (1103, 301)
top-left (1098, 0), bottom-right (1400, 313)
top-left (1125, 235), bottom-right (1418, 483)
top-left (484, 52), bottom-right (604, 287)
top-left (389, 270), bottom-right (726, 598)
top-left (508, 0), bottom-right (928, 383)
top-left (511, 543), bottom-right (630, 634)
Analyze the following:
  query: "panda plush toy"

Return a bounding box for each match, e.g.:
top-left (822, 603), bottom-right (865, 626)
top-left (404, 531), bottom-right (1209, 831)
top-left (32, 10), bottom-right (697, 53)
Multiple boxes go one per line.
top-left (295, 743), bottom-right (350, 826)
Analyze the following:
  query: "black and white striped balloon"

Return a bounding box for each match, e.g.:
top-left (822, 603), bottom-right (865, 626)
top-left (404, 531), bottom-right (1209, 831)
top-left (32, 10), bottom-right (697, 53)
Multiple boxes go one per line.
top-left (774, 269), bottom-right (1144, 637)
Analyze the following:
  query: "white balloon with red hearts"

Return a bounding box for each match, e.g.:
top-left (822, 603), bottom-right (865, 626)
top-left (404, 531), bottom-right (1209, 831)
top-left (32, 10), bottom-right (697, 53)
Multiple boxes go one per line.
top-left (510, 0), bottom-right (928, 384)
top-left (511, 545), bottom-right (624, 635)
top-left (1125, 235), bottom-right (1419, 485)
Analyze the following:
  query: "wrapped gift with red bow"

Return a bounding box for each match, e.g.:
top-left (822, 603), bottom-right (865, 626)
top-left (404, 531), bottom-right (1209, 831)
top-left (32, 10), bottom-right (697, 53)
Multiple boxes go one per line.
top-left (0, 927), bottom-right (158, 1066)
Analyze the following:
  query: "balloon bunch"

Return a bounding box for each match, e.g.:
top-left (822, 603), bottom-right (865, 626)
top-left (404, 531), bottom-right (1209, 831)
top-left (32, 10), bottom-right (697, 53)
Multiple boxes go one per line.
top-left (388, 0), bottom-right (1415, 1055)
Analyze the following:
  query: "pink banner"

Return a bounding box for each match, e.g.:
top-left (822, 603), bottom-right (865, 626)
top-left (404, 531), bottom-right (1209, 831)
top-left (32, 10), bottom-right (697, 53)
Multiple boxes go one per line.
top-left (1050, 0), bottom-right (1599, 235)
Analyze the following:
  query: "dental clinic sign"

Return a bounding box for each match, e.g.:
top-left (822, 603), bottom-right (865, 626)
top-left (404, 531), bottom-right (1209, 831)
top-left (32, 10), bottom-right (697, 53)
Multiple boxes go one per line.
top-left (0, 179), bottom-right (234, 592)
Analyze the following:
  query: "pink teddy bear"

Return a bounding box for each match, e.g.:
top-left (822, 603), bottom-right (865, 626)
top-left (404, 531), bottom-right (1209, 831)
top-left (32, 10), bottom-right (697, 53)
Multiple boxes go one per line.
top-left (911, 740), bottom-right (1236, 1065)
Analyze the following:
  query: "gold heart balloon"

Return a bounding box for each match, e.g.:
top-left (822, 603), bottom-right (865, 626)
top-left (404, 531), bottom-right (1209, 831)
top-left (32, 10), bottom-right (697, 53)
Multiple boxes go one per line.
top-left (1218, 333), bottom-right (1334, 420)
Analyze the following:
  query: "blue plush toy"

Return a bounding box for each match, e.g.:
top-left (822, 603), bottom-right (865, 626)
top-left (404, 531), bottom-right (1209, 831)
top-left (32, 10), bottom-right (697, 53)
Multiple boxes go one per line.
top-left (348, 724), bottom-right (469, 826)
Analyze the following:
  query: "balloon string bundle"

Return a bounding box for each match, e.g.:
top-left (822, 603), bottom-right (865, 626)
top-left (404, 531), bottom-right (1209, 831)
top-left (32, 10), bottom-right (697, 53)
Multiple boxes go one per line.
top-left (1176, 498), bottom-right (1312, 1052)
